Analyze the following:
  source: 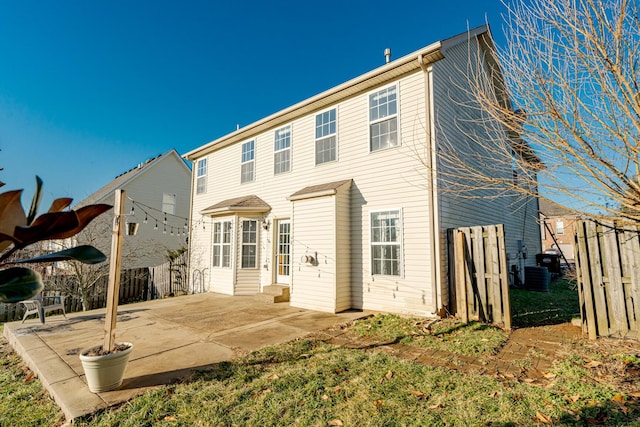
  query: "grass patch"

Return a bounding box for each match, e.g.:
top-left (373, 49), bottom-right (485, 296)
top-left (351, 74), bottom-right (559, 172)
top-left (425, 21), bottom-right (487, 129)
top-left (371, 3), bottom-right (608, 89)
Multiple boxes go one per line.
top-left (350, 314), bottom-right (509, 356)
top-left (77, 338), bottom-right (639, 426)
top-left (2, 318), bottom-right (638, 425)
top-left (0, 325), bottom-right (64, 427)
top-left (510, 277), bottom-right (580, 328)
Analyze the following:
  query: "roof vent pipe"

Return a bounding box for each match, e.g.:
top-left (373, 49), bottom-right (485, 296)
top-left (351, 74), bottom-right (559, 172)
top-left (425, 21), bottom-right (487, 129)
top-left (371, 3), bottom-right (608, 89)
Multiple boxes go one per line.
top-left (384, 48), bottom-right (391, 63)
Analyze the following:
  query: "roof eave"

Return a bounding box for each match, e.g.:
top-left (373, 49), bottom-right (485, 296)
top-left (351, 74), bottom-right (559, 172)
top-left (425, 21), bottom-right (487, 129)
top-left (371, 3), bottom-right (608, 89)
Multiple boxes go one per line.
top-left (200, 206), bottom-right (271, 217)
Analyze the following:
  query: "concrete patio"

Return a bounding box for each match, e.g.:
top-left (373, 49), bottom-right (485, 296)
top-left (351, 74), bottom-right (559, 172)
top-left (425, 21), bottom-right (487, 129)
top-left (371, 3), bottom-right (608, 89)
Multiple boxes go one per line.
top-left (3, 293), bottom-right (368, 421)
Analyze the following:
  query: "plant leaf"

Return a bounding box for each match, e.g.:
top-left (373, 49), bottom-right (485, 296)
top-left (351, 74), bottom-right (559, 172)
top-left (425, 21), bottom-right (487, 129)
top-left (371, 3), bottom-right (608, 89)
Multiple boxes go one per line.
top-left (26, 176), bottom-right (43, 225)
top-left (0, 190), bottom-right (27, 252)
top-left (45, 204), bottom-right (112, 240)
top-left (0, 267), bottom-right (43, 303)
top-left (15, 245), bottom-right (107, 265)
top-left (48, 197), bottom-right (73, 213)
top-left (12, 204), bottom-right (111, 248)
top-left (13, 211), bottom-right (80, 248)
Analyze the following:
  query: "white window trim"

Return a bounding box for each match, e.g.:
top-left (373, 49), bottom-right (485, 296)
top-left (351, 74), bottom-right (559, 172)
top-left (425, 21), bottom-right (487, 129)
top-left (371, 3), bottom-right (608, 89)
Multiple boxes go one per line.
top-left (315, 107), bottom-right (338, 166)
top-left (241, 140), bottom-right (255, 183)
top-left (196, 158), bottom-right (207, 194)
top-left (556, 220), bottom-right (565, 235)
top-left (369, 208), bottom-right (404, 278)
top-left (273, 124), bottom-right (292, 175)
top-left (368, 83), bottom-right (400, 153)
top-left (212, 219), bottom-right (233, 268)
top-left (240, 219), bottom-right (259, 269)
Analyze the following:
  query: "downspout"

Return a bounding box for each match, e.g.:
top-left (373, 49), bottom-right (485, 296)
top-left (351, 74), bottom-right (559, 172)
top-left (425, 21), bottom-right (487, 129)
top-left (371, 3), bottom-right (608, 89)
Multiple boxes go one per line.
top-left (419, 54), bottom-right (442, 315)
top-left (186, 160), bottom-right (196, 293)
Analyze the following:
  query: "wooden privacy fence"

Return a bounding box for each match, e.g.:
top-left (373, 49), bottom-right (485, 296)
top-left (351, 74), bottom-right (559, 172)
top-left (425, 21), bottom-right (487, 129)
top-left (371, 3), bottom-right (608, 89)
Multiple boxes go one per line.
top-left (448, 224), bottom-right (511, 330)
top-left (575, 220), bottom-right (640, 340)
top-left (148, 251), bottom-right (188, 299)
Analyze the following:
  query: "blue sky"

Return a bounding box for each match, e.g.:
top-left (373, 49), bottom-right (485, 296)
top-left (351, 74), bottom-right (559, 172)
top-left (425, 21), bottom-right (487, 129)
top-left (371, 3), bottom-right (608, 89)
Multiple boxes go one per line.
top-left (0, 0), bottom-right (508, 209)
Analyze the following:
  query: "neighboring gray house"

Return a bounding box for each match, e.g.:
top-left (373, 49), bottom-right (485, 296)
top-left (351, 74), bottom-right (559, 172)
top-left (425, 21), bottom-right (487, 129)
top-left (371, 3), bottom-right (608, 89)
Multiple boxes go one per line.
top-left (184, 26), bottom-right (541, 316)
top-left (74, 149), bottom-right (191, 268)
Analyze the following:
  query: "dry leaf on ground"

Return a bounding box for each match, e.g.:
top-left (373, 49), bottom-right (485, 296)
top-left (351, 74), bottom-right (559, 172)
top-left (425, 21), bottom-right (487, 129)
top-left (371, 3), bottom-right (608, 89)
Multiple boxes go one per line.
top-left (536, 411), bottom-right (553, 424)
top-left (408, 390), bottom-right (427, 399)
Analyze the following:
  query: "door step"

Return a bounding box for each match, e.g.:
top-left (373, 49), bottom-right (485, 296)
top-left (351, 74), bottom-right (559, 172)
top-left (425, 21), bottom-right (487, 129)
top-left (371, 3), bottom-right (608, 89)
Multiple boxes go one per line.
top-left (254, 285), bottom-right (290, 304)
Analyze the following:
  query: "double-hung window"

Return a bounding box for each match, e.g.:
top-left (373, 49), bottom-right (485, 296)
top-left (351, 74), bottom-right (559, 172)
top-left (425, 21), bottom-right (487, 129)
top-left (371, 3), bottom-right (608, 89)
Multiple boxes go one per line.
top-left (369, 85), bottom-right (398, 151)
top-left (274, 125), bottom-right (291, 174)
top-left (315, 109), bottom-right (337, 165)
top-left (556, 220), bottom-right (564, 235)
top-left (162, 193), bottom-right (176, 215)
top-left (212, 220), bottom-right (232, 268)
top-left (196, 159), bottom-right (207, 194)
top-left (370, 209), bottom-right (402, 276)
top-left (241, 220), bottom-right (258, 268)
top-left (241, 140), bottom-right (255, 183)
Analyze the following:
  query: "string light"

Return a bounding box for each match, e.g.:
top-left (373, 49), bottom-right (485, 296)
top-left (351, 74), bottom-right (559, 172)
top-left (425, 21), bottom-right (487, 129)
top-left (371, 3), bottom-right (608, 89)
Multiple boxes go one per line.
top-left (122, 196), bottom-right (210, 237)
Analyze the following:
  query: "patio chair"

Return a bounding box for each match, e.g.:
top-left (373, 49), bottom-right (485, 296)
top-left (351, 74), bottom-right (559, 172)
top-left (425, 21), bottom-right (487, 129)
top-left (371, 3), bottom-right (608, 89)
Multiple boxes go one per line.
top-left (20, 295), bottom-right (67, 323)
top-left (20, 299), bottom-right (43, 323)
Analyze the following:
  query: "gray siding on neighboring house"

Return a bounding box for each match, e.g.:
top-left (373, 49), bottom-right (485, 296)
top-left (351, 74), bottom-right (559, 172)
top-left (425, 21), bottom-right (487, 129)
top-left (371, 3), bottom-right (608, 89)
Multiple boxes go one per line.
top-left (76, 150), bottom-right (191, 269)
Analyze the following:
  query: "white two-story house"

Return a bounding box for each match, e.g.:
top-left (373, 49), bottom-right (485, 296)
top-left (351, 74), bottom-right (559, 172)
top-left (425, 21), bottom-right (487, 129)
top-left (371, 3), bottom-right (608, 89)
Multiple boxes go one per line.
top-left (184, 26), bottom-right (541, 316)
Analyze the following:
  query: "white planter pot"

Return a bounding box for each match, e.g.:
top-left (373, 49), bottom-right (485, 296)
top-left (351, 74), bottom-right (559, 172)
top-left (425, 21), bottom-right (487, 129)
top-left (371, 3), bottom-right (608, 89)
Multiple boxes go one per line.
top-left (79, 343), bottom-right (133, 393)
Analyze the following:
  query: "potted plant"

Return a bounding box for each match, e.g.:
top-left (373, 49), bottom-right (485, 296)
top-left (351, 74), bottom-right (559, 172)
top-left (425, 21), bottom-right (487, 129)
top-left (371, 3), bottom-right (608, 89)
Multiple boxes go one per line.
top-left (78, 189), bottom-right (134, 393)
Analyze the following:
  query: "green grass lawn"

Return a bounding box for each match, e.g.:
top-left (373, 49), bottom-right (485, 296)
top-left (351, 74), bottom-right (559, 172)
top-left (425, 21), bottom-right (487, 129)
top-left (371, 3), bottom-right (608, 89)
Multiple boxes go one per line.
top-left (2, 281), bottom-right (638, 426)
top-left (510, 277), bottom-right (581, 328)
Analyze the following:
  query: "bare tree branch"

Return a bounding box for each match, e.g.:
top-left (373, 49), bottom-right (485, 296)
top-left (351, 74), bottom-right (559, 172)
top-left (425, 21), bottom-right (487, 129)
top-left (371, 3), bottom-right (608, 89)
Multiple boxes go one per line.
top-left (437, 0), bottom-right (640, 222)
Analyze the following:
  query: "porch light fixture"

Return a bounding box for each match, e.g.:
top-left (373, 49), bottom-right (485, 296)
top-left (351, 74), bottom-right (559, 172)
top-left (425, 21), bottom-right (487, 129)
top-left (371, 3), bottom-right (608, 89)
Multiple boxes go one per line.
top-left (262, 219), bottom-right (270, 231)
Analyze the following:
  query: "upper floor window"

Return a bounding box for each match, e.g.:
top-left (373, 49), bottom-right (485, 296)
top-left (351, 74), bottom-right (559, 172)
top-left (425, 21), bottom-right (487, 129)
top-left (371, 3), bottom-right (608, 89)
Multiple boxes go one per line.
top-left (370, 209), bottom-right (402, 276)
top-left (274, 125), bottom-right (291, 174)
top-left (196, 159), bottom-right (207, 194)
top-left (162, 193), bottom-right (176, 215)
top-left (556, 220), bottom-right (564, 235)
top-left (241, 220), bottom-right (258, 268)
top-left (315, 109), bottom-right (337, 165)
top-left (369, 85), bottom-right (398, 151)
top-left (241, 140), bottom-right (255, 183)
top-left (213, 220), bottom-right (232, 268)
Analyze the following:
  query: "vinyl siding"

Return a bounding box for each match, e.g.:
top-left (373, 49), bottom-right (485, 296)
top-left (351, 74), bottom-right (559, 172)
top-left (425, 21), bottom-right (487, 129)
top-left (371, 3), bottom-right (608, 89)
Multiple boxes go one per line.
top-left (92, 153), bottom-right (191, 268)
top-left (189, 71), bottom-right (434, 315)
top-left (290, 196), bottom-right (336, 312)
top-left (432, 36), bottom-right (541, 296)
top-left (335, 186), bottom-right (351, 312)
